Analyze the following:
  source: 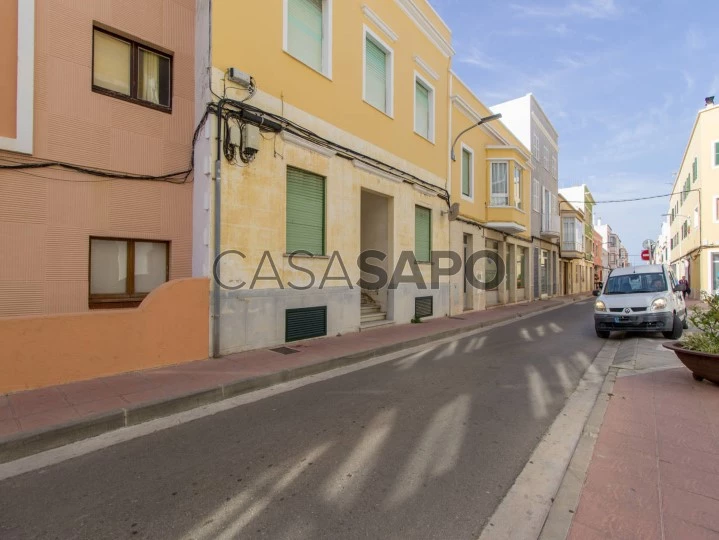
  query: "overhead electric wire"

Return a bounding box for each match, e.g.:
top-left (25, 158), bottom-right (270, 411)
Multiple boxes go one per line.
top-left (217, 98), bottom-right (451, 202)
top-left (0, 104), bottom-right (221, 185)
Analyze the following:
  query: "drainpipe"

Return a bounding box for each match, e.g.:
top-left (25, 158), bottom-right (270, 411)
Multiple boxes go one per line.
top-left (447, 64), bottom-right (453, 315)
top-left (212, 98), bottom-right (226, 358)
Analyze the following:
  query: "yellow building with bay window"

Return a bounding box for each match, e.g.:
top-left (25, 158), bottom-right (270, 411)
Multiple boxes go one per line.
top-left (193, 0), bottom-right (538, 355)
top-left (447, 75), bottom-right (533, 314)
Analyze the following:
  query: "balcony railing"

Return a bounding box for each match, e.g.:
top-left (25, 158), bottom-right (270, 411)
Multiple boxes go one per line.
top-left (541, 213), bottom-right (560, 237)
top-left (561, 240), bottom-right (584, 253)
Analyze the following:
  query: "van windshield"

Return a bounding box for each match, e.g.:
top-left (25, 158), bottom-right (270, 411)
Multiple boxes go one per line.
top-left (604, 273), bottom-right (667, 295)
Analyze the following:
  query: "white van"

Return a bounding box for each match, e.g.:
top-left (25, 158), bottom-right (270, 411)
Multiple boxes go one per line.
top-left (593, 264), bottom-right (687, 339)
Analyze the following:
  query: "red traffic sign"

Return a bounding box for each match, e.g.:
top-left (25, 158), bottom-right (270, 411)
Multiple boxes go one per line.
top-left (641, 249), bottom-right (650, 261)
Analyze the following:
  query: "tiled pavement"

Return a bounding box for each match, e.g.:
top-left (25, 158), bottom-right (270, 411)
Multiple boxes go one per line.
top-left (0, 295), bottom-right (588, 443)
top-left (567, 337), bottom-right (719, 539)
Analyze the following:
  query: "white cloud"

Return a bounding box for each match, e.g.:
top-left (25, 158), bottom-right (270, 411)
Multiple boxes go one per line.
top-left (682, 71), bottom-right (695, 92)
top-left (685, 27), bottom-right (705, 51)
top-left (510, 0), bottom-right (620, 19)
top-left (586, 173), bottom-right (672, 253)
top-left (456, 47), bottom-right (498, 70)
top-left (547, 23), bottom-right (570, 35)
top-left (590, 95), bottom-right (675, 164)
top-left (709, 74), bottom-right (719, 96)
top-left (556, 54), bottom-right (588, 69)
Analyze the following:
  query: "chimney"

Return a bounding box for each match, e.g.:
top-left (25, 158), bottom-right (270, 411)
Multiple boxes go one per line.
top-left (706, 96), bottom-right (715, 107)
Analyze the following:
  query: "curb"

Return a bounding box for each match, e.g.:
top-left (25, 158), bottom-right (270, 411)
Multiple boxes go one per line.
top-left (537, 366), bottom-right (619, 540)
top-left (0, 295), bottom-right (591, 464)
top-left (477, 338), bottom-right (619, 540)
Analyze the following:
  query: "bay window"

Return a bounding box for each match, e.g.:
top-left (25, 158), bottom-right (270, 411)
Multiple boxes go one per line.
top-left (490, 162), bottom-right (509, 206)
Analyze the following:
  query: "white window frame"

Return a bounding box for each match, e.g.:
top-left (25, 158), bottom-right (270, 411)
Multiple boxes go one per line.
top-left (413, 71), bottom-right (435, 143)
top-left (551, 155), bottom-right (557, 179)
top-left (362, 25), bottom-right (394, 117)
top-left (282, 0), bottom-right (333, 79)
top-left (714, 196), bottom-right (719, 223)
top-left (532, 134), bottom-right (539, 162)
top-left (460, 143), bottom-right (474, 202)
top-left (543, 146), bottom-right (549, 170)
top-left (490, 161), bottom-right (510, 207)
top-left (0, 0), bottom-right (34, 154)
top-left (707, 249), bottom-right (719, 294)
top-left (514, 166), bottom-right (522, 209)
top-left (532, 178), bottom-right (541, 213)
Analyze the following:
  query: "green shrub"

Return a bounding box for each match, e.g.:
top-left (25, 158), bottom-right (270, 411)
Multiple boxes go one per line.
top-left (681, 292), bottom-right (719, 353)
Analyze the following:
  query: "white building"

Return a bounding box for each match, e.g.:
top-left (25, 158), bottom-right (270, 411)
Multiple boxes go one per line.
top-left (654, 217), bottom-right (671, 264)
top-left (490, 94), bottom-right (560, 300)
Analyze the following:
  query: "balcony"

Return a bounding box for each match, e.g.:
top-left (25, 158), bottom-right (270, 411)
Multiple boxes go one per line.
top-left (561, 216), bottom-right (584, 259)
top-left (561, 240), bottom-right (585, 259)
top-left (486, 206), bottom-right (528, 235)
top-left (540, 213), bottom-right (560, 239)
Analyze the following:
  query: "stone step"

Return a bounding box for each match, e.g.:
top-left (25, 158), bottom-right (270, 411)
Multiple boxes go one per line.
top-left (360, 312), bottom-right (387, 323)
top-left (361, 305), bottom-right (381, 314)
top-left (359, 319), bottom-right (395, 331)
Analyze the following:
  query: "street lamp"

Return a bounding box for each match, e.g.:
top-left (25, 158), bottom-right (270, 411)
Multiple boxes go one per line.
top-left (450, 113), bottom-right (503, 161)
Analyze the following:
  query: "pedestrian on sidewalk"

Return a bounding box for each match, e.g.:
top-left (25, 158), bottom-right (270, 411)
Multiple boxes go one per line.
top-left (679, 275), bottom-right (690, 299)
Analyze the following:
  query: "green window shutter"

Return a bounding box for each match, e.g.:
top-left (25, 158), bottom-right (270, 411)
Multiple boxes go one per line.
top-left (287, 0), bottom-right (323, 72)
top-left (415, 80), bottom-right (430, 138)
top-left (365, 37), bottom-right (387, 112)
top-left (461, 149), bottom-right (471, 196)
top-left (415, 206), bottom-right (431, 263)
top-left (287, 167), bottom-right (325, 255)
top-left (693, 157), bottom-right (698, 181)
top-left (715, 142), bottom-right (719, 167)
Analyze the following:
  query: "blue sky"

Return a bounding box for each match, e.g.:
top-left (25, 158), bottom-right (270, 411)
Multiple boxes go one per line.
top-left (430, 0), bottom-right (719, 261)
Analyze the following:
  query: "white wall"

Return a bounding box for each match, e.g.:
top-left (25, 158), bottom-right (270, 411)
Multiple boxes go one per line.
top-left (490, 95), bottom-right (531, 149)
top-left (193, 0), bottom-right (212, 278)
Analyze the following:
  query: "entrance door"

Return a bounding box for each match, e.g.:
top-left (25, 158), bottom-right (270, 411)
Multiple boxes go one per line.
top-left (463, 234), bottom-right (473, 310)
top-left (486, 240), bottom-right (499, 306)
top-left (540, 250), bottom-right (549, 296)
top-left (360, 190), bottom-right (392, 322)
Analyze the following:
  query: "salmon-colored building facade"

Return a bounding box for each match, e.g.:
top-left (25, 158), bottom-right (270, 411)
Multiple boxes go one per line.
top-left (0, 0), bottom-right (207, 392)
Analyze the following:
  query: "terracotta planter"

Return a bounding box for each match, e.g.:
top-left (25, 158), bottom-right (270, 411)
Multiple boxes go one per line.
top-left (663, 342), bottom-right (719, 384)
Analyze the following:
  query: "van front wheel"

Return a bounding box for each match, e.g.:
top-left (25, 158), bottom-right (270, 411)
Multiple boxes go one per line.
top-left (662, 314), bottom-right (683, 340)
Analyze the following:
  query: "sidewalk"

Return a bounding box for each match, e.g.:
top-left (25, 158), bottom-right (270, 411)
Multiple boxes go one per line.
top-left (566, 337), bottom-right (719, 539)
top-left (0, 294), bottom-right (589, 463)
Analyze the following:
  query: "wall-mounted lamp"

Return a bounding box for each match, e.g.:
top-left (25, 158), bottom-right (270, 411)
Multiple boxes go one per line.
top-left (450, 113), bottom-right (502, 161)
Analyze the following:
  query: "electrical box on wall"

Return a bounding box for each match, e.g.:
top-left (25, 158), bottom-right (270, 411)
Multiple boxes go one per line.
top-left (227, 68), bottom-right (252, 88)
top-left (242, 124), bottom-right (260, 154)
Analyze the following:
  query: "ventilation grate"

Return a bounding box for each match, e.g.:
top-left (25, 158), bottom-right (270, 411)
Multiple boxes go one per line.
top-left (415, 296), bottom-right (433, 318)
top-left (286, 306), bottom-right (328, 342)
top-left (270, 347), bottom-right (300, 355)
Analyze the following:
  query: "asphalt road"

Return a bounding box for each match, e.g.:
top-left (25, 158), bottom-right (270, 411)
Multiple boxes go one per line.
top-left (0, 301), bottom-right (605, 540)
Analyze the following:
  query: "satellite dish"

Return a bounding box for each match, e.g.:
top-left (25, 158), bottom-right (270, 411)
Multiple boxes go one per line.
top-left (448, 202), bottom-right (460, 221)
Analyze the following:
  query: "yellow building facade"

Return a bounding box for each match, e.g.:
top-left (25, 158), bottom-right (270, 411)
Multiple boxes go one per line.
top-left (558, 190), bottom-right (594, 295)
top-left (447, 75), bottom-right (533, 314)
top-left (667, 100), bottom-right (719, 298)
top-left (193, 0), bottom-right (533, 354)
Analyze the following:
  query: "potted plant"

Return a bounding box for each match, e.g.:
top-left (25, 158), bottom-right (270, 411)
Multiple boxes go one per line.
top-left (663, 292), bottom-right (719, 384)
